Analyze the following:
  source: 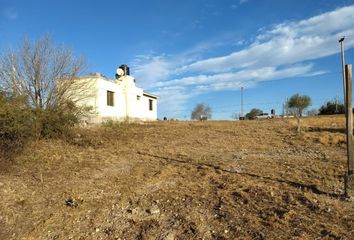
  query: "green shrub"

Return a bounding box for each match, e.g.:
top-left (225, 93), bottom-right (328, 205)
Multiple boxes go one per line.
top-left (0, 92), bottom-right (81, 157)
top-left (0, 93), bottom-right (35, 157)
top-left (319, 101), bottom-right (345, 115)
top-left (36, 106), bottom-right (79, 138)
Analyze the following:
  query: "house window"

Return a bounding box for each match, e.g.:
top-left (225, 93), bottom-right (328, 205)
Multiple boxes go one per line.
top-left (149, 99), bottom-right (153, 111)
top-left (107, 91), bottom-right (114, 106)
top-left (137, 95), bottom-right (141, 100)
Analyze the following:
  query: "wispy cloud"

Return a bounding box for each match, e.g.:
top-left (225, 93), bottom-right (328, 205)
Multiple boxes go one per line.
top-left (232, 0), bottom-right (250, 9)
top-left (180, 6), bottom-right (354, 74)
top-left (239, 0), bottom-right (249, 4)
top-left (131, 55), bottom-right (173, 88)
top-left (3, 8), bottom-right (18, 20)
top-left (132, 5), bottom-right (354, 118)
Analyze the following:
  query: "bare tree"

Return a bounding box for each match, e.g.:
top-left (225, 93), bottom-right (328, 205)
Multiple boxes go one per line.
top-left (0, 35), bottom-right (86, 111)
top-left (191, 103), bottom-right (212, 120)
top-left (231, 112), bottom-right (240, 120)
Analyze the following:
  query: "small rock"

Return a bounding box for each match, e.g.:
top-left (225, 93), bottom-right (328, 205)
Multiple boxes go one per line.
top-left (65, 197), bottom-right (79, 208)
top-left (151, 206), bottom-right (160, 214)
top-left (104, 228), bottom-right (113, 236)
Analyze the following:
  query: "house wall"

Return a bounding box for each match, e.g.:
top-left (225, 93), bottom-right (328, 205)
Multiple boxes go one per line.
top-left (96, 78), bottom-right (126, 120)
top-left (125, 86), bottom-right (144, 119)
top-left (140, 95), bottom-right (158, 120)
top-left (117, 75), bottom-right (158, 121)
top-left (65, 77), bottom-right (97, 109)
top-left (72, 74), bottom-right (158, 123)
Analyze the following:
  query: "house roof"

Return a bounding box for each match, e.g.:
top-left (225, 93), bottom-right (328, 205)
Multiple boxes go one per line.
top-left (84, 73), bottom-right (110, 79)
top-left (76, 74), bottom-right (159, 99)
top-left (143, 92), bottom-right (159, 99)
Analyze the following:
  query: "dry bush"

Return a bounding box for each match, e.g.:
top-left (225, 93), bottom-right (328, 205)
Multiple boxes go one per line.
top-left (297, 116), bottom-right (347, 147)
top-left (317, 134), bottom-right (346, 147)
top-left (0, 92), bottom-right (83, 158)
top-left (301, 116), bottom-right (345, 129)
top-left (65, 127), bottom-right (106, 148)
top-left (0, 35), bottom-right (89, 158)
top-left (35, 101), bottom-right (81, 138)
top-left (66, 121), bottom-right (139, 148)
top-left (0, 35), bottom-right (86, 111)
top-left (303, 132), bottom-right (346, 147)
top-left (0, 93), bottom-right (35, 158)
top-left (101, 119), bottom-right (134, 129)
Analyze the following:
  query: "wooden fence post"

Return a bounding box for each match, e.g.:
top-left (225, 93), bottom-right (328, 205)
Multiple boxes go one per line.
top-left (345, 64), bottom-right (354, 197)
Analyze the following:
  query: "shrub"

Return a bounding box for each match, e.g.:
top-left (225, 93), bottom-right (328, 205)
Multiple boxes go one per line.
top-left (0, 93), bottom-right (35, 157)
top-left (0, 92), bottom-right (81, 158)
top-left (245, 108), bottom-right (262, 119)
top-left (191, 103), bottom-right (212, 120)
top-left (319, 101), bottom-right (345, 115)
top-left (36, 101), bottom-right (80, 138)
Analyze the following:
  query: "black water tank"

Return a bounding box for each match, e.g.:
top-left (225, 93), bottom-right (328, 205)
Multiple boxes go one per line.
top-left (119, 64), bottom-right (130, 76)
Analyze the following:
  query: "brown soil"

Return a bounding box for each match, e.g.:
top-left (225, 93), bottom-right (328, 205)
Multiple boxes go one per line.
top-left (0, 116), bottom-right (353, 239)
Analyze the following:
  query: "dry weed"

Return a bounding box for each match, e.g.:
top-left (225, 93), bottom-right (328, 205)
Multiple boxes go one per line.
top-left (0, 117), bottom-right (352, 240)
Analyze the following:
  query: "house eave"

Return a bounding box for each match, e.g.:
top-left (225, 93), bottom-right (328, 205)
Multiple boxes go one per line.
top-left (143, 92), bottom-right (159, 99)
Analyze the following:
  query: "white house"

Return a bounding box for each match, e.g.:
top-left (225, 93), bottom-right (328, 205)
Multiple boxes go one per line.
top-left (74, 65), bottom-right (158, 123)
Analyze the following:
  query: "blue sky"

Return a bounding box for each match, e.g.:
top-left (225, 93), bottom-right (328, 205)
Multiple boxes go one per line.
top-left (1, 0), bottom-right (354, 119)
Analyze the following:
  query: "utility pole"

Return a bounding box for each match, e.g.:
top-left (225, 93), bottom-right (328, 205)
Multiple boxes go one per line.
top-left (345, 64), bottom-right (354, 197)
top-left (339, 37), bottom-right (346, 111)
top-left (241, 87), bottom-right (244, 118)
top-left (285, 97), bottom-right (289, 117)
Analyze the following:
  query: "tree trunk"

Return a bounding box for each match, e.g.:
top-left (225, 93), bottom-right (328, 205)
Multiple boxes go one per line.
top-left (297, 117), bottom-right (301, 133)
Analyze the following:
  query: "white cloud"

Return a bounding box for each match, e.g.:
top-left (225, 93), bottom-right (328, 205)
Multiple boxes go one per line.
top-left (180, 5), bottom-right (354, 74)
top-left (130, 55), bottom-right (173, 88)
top-left (151, 64), bottom-right (316, 117)
top-left (152, 85), bottom-right (194, 118)
top-left (132, 5), bottom-right (354, 118)
top-left (157, 64), bottom-right (313, 88)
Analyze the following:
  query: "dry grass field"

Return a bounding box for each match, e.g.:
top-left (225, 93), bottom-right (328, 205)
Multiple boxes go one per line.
top-left (0, 116), bottom-right (353, 239)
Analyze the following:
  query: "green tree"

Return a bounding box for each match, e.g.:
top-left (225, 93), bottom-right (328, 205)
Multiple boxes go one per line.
top-left (191, 103), bottom-right (212, 120)
top-left (245, 108), bottom-right (262, 119)
top-left (319, 100), bottom-right (345, 115)
top-left (287, 94), bottom-right (311, 132)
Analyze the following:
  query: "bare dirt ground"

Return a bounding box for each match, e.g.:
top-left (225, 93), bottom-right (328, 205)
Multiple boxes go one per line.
top-left (0, 116), bottom-right (353, 239)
